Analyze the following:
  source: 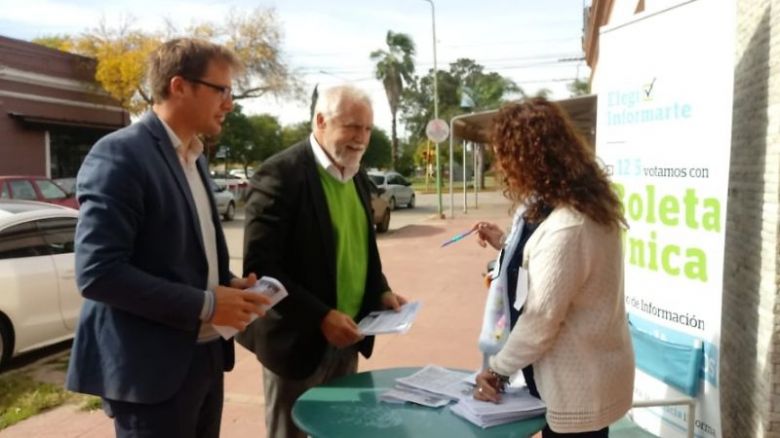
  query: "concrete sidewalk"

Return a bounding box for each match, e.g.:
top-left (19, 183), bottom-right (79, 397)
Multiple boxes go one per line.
top-left (0, 194), bottom-right (516, 437)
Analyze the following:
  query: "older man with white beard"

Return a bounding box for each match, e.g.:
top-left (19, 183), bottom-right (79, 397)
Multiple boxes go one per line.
top-left (238, 85), bottom-right (406, 438)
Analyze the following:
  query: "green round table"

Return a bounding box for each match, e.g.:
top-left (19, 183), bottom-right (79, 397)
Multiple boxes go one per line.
top-left (292, 367), bottom-right (547, 438)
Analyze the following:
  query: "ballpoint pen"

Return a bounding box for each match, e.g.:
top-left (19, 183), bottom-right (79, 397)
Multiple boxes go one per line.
top-left (440, 227), bottom-right (477, 247)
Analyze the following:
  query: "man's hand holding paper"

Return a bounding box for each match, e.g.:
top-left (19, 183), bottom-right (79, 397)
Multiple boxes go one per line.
top-left (213, 276), bottom-right (288, 339)
top-left (321, 310), bottom-right (364, 348)
top-left (357, 301), bottom-right (421, 335)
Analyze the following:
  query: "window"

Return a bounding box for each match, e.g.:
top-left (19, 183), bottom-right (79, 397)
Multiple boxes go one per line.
top-left (38, 217), bottom-right (77, 254)
top-left (0, 222), bottom-right (49, 259)
top-left (388, 174), bottom-right (404, 185)
top-left (49, 126), bottom-right (108, 179)
top-left (36, 180), bottom-right (68, 200)
top-left (9, 180), bottom-right (37, 201)
top-left (369, 175), bottom-right (385, 186)
top-left (0, 183), bottom-right (8, 199)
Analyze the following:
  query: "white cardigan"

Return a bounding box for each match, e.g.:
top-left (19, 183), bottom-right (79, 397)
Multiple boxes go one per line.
top-left (489, 206), bottom-right (634, 433)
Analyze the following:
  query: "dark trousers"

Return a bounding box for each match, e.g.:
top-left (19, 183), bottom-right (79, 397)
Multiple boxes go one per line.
top-left (263, 345), bottom-right (359, 438)
top-left (102, 340), bottom-right (225, 438)
top-left (542, 425), bottom-right (609, 438)
top-left (523, 366), bottom-right (609, 438)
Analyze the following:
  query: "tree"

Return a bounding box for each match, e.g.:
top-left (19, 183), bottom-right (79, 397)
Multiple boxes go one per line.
top-left (248, 114), bottom-right (283, 163)
top-left (362, 127), bottom-right (392, 169)
top-left (33, 7), bottom-right (300, 115)
top-left (568, 78), bottom-right (590, 97)
top-left (281, 121), bottom-right (311, 148)
top-left (217, 104), bottom-right (255, 173)
top-left (400, 58), bottom-right (520, 148)
top-left (370, 31), bottom-right (415, 169)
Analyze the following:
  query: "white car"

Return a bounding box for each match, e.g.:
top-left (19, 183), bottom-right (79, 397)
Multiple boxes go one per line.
top-left (209, 179), bottom-right (237, 221)
top-left (0, 200), bottom-right (80, 367)
top-left (368, 171), bottom-right (415, 210)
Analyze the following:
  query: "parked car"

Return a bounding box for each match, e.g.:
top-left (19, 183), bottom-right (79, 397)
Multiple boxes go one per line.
top-left (209, 179), bottom-right (236, 221)
top-left (229, 168), bottom-right (254, 179)
top-left (368, 180), bottom-right (391, 233)
top-left (0, 200), bottom-right (81, 368)
top-left (367, 171), bottom-right (415, 210)
top-left (0, 176), bottom-right (79, 209)
top-left (211, 171), bottom-right (248, 191)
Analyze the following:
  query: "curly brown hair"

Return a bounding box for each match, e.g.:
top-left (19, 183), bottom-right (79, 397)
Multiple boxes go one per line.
top-left (491, 98), bottom-right (626, 228)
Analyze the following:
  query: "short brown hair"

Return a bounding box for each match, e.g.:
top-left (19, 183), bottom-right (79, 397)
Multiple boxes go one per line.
top-left (491, 98), bottom-right (626, 228)
top-left (148, 38), bottom-right (243, 102)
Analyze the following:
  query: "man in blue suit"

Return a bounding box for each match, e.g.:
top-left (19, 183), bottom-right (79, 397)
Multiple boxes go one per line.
top-left (66, 38), bottom-right (269, 438)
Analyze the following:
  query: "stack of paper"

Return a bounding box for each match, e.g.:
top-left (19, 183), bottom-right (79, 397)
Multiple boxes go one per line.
top-left (450, 387), bottom-right (546, 428)
top-left (378, 388), bottom-right (451, 408)
top-left (395, 365), bottom-right (476, 400)
top-left (378, 365), bottom-right (475, 408)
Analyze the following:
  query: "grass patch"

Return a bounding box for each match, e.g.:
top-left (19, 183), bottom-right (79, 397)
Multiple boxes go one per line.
top-left (78, 395), bottom-right (102, 412)
top-left (410, 174), bottom-right (499, 194)
top-left (0, 373), bottom-right (70, 430)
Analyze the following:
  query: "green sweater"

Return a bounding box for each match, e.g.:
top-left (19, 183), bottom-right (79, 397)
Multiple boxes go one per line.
top-left (316, 166), bottom-right (369, 318)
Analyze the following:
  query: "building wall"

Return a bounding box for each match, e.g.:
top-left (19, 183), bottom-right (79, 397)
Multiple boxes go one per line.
top-left (0, 114), bottom-right (45, 175)
top-left (720, 1), bottom-right (780, 436)
top-left (0, 36), bottom-right (128, 177)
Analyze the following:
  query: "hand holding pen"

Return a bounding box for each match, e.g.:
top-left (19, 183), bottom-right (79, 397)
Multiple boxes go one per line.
top-left (441, 221), bottom-right (505, 250)
top-left (473, 222), bottom-right (505, 250)
top-left (440, 227), bottom-right (478, 247)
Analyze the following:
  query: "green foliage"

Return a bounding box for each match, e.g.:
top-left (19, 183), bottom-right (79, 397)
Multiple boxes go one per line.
top-left (395, 155), bottom-right (416, 178)
top-left (400, 58), bottom-right (520, 148)
top-left (218, 104), bottom-right (255, 169)
top-left (362, 127), bottom-right (392, 169)
top-left (370, 30), bottom-right (416, 168)
top-left (281, 121), bottom-right (311, 148)
top-left (218, 105), bottom-right (284, 170)
top-left (79, 396), bottom-right (103, 412)
top-left (568, 78), bottom-right (590, 97)
top-left (248, 113), bottom-right (283, 161)
top-left (0, 373), bottom-right (69, 430)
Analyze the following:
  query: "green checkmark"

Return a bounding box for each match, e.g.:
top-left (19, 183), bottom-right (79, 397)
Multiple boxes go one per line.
top-left (643, 77), bottom-right (656, 100)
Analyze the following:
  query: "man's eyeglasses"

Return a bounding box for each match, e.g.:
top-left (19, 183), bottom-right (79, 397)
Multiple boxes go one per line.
top-left (183, 77), bottom-right (232, 101)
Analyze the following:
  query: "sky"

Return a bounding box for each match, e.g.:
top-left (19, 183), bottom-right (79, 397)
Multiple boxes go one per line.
top-left (0, 0), bottom-right (590, 136)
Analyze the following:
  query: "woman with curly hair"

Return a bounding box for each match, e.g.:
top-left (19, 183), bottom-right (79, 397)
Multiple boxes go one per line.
top-left (472, 98), bottom-right (634, 437)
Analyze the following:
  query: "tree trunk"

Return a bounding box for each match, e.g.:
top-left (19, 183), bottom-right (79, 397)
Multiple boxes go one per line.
top-left (391, 112), bottom-right (398, 169)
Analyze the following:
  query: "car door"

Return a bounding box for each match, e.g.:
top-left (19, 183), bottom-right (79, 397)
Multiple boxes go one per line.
top-left (388, 174), bottom-right (410, 205)
top-left (209, 179), bottom-right (228, 214)
top-left (0, 221), bottom-right (62, 354)
top-left (37, 217), bottom-right (80, 330)
top-left (395, 174), bottom-right (414, 204)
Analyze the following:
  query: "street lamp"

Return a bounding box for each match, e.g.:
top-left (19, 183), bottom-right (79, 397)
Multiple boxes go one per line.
top-left (420, 0), bottom-right (443, 218)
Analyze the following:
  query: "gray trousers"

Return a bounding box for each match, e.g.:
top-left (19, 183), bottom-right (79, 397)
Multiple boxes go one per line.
top-left (263, 345), bottom-right (358, 438)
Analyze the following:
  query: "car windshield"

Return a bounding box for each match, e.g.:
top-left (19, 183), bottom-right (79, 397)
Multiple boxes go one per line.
top-left (37, 180), bottom-right (67, 200)
top-left (368, 175), bottom-right (384, 185)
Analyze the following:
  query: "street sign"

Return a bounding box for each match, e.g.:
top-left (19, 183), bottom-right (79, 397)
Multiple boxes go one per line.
top-left (426, 118), bottom-right (449, 143)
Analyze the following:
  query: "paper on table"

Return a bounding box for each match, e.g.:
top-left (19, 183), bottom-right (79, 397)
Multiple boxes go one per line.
top-left (357, 301), bottom-right (421, 335)
top-left (450, 387), bottom-right (546, 428)
top-left (395, 365), bottom-right (475, 401)
top-left (213, 276), bottom-right (288, 340)
top-left (378, 388), bottom-right (452, 408)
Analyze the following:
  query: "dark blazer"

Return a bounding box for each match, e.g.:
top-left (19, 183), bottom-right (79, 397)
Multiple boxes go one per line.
top-left (237, 139), bottom-right (389, 379)
top-left (66, 112), bottom-right (234, 404)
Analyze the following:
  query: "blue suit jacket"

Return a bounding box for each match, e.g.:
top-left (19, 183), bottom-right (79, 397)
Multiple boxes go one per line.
top-left (66, 112), bottom-right (234, 404)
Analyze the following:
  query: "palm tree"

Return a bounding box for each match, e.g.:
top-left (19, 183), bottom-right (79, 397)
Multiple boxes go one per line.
top-left (370, 31), bottom-right (415, 169)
